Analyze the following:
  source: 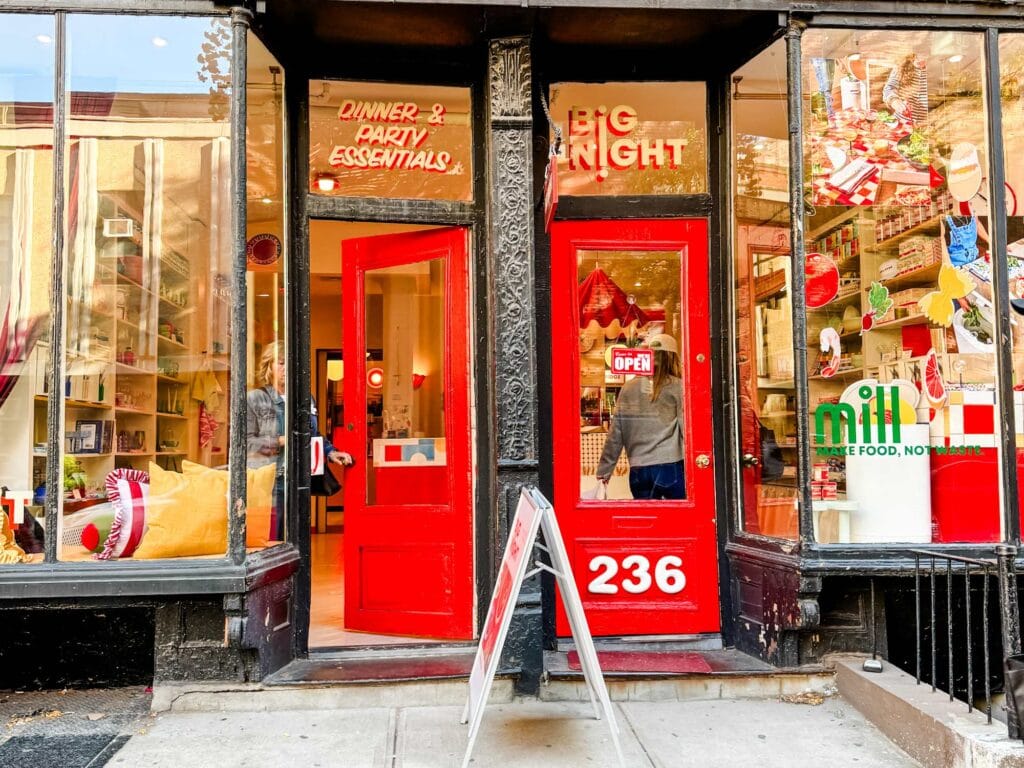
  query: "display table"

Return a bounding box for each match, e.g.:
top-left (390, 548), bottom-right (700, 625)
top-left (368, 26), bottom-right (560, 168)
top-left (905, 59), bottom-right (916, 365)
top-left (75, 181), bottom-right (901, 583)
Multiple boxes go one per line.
top-left (812, 500), bottom-right (856, 543)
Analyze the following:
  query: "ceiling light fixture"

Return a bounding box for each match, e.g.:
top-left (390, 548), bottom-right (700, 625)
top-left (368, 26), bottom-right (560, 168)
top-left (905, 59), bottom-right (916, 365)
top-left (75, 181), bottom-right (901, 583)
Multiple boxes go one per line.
top-left (948, 54), bottom-right (964, 64)
top-left (261, 197), bottom-right (273, 205)
top-left (152, 36), bottom-right (168, 48)
top-left (35, 34), bottom-right (52, 44)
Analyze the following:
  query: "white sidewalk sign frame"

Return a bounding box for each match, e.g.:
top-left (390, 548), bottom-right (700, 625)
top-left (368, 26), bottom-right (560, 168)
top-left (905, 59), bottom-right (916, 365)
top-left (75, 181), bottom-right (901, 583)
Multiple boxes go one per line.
top-left (461, 486), bottom-right (624, 768)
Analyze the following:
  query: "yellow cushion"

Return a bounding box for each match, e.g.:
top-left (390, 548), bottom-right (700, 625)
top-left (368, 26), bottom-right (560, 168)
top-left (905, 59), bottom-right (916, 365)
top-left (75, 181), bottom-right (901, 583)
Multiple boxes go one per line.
top-left (181, 461), bottom-right (277, 548)
top-left (133, 462), bottom-right (228, 559)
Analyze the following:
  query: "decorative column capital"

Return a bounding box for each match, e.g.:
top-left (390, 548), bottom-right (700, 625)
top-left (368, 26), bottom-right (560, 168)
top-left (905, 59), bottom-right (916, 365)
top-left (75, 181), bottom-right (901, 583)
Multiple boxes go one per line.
top-left (488, 37), bottom-right (532, 126)
top-left (229, 6), bottom-right (254, 28)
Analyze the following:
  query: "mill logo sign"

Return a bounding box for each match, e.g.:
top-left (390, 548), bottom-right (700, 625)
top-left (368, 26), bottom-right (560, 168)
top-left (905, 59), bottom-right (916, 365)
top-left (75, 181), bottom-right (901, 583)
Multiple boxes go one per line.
top-left (814, 384), bottom-right (903, 450)
top-left (814, 382), bottom-right (981, 457)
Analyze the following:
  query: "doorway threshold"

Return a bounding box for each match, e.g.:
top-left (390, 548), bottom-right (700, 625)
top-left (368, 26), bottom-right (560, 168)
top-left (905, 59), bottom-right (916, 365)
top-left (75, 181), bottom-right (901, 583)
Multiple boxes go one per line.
top-left (266, 644), bottom-right (484, 686)
top-left (557, 632), bottom-right (724, 653)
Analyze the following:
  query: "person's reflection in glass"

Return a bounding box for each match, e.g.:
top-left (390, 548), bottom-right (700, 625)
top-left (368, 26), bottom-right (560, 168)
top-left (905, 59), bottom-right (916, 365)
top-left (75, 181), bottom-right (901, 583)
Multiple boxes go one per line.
top-left (247, 342), bottom-right (352, 541)
top-left (596, 334), bottom-right (685, 500)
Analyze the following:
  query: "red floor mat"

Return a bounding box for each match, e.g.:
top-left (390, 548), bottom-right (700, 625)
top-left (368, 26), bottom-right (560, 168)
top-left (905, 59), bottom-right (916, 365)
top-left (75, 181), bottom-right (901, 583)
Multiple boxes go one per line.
top-left (567, 650), bottom-right (713, 673)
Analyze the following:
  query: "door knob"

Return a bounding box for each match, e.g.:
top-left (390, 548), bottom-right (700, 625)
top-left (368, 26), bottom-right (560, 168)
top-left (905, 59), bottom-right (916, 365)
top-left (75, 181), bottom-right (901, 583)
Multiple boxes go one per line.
top-left (695, 454), bottom-right (711, 469)
top-left (742, 453), bottom-right (760, 468)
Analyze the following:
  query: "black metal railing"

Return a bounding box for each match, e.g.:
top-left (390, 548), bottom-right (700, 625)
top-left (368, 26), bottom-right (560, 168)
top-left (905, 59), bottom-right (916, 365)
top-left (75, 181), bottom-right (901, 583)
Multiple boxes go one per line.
top-left (907, 546), bottom-right (1022, 738)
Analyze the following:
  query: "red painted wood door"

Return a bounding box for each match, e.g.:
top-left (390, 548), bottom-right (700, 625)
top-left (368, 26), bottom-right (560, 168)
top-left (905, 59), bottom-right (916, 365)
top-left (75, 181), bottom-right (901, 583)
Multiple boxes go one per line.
top-left (550, 219), bottom-right (720, 637)
top-left (341, 227), bottom-right (473, 639)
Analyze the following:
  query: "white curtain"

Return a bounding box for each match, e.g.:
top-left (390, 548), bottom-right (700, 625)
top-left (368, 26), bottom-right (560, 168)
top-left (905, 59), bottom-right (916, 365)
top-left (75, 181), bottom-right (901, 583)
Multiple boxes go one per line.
top-left (208, 136), bottom-right (230, 360)
top-left (68, 138), bottom-right (98, 362)
top-left (141, 138), bottom-right (164, 363)
top-left (8, 148), bottom-right (34, 337)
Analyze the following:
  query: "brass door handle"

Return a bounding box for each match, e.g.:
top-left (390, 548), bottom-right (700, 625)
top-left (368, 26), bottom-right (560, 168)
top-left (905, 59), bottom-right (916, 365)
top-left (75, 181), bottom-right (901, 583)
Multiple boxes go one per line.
top-left (695, 454), bottom-right (711, 469)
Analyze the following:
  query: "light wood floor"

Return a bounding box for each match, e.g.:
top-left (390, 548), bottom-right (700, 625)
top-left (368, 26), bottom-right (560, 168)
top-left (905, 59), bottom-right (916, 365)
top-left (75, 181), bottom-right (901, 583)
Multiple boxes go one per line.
top-left (308, 532), bottom-right (443, 648)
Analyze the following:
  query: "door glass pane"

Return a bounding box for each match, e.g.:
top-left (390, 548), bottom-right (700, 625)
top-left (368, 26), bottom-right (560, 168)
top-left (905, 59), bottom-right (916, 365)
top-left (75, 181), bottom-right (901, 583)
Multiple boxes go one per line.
top-left (578, 249), bottom-right (685, 501)
top-left (365, 257), bottom-right (446, 505)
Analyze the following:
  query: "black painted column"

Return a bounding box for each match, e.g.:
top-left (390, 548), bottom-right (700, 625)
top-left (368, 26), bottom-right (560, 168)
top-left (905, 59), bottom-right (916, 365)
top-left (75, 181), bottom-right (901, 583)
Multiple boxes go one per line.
top-left (228, 6), bottom-right (252, 566)
top-left (486, 37), bottom-right (543, 694)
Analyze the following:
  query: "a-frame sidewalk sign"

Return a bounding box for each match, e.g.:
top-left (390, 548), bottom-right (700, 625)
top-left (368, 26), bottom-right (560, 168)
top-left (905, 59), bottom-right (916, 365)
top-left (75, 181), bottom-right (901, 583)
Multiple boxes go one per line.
top-left (461, 486), bottom-right (625, 768)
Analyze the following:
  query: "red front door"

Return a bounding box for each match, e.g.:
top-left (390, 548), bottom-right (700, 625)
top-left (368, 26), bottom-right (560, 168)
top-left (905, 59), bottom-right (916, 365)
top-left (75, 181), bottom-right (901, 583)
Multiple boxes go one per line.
top-left (551, 219), bottom-right (720, 637)
top-left (341, 227), bottom-right (473, 639)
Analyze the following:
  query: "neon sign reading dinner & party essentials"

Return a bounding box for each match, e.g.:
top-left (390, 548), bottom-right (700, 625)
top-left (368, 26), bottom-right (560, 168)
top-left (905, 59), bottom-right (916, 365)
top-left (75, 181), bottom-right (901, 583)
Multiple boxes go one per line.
top-left (328, 99), bottom-right (453, 173)
top-left (568, 105), bottom-right (688, 182)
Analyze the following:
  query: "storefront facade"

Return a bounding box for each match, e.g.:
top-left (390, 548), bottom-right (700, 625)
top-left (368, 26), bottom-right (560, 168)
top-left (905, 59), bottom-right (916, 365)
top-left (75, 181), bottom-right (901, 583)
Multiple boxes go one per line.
top-left (3, 0), bottom-right (1024, 690)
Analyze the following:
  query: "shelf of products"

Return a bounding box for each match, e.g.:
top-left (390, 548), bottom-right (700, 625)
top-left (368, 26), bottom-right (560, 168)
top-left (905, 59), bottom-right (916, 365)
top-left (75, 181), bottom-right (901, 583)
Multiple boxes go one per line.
top-left (23, 191), bottom-right (231, 502)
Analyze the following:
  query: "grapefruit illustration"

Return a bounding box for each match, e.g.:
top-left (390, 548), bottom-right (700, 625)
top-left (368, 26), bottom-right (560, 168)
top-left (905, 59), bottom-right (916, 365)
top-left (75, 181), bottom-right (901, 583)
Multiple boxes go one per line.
top-left (805, 252), bottom-right (840, 309)
top-left (923, 348), bottom-right (947, 408)
top-left (865, 389), bottom-right (918, 426)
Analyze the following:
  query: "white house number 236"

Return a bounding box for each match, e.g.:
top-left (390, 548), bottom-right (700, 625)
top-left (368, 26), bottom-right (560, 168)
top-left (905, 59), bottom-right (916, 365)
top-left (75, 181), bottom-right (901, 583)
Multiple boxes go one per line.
top-left (587, 555), bottom-right (686, 595)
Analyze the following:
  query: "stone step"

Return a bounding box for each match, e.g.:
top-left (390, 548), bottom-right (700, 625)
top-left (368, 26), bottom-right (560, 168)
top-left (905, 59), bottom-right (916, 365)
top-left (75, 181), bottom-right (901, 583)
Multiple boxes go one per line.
top-left (558, 632), bottom-right (724, 653)
top-left (834, 655), bottom-right (1024, 768)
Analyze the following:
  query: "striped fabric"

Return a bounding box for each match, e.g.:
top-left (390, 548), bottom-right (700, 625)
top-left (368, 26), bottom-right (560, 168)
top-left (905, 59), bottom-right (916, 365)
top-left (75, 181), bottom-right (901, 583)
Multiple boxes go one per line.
top-left (96, 468), bottom-right (149, 560)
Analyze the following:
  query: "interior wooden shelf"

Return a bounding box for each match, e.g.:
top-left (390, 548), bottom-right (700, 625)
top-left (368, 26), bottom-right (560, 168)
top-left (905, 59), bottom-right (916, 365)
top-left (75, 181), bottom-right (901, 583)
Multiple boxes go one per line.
top-left (870, 262), bottom-right (941, 292)
top-left (865, 214), bottom-right (941, 253)
top-left (873, 313), bottom-right (928, 330)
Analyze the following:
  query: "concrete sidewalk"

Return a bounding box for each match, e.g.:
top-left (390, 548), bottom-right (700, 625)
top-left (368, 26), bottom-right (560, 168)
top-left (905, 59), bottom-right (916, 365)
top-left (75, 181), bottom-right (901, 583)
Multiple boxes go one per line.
top-left (97, 695), bottom-right (918, 768)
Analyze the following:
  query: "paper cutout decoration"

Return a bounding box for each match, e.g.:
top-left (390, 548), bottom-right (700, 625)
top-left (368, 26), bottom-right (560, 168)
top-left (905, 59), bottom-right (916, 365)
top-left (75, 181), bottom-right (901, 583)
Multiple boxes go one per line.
top-left (918, 264), bottom-right (975, 326)
top-left (839, 378), bottom-right (920, 426)
top-left (806, 252), bottom-right (840, 309)
top-left (819, 327), bottom-right (842, 378)
top-left (947, 142), bottom-right (983, 203)
top-left (923, 348), bottom-right (947, 408)
top-left (861, 281), bottom-right (893, 333)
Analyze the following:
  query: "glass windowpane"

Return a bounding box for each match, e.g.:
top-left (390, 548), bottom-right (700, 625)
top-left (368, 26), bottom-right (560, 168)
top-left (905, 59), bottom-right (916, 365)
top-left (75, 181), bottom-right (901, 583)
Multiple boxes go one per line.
top-left (0, 14), bottom-right (54, 563)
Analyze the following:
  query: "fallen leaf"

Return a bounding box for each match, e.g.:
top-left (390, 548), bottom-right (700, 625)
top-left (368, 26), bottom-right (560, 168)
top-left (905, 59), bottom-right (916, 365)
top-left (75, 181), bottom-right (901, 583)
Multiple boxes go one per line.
top-left (781, 691), bottom-right (825, 706)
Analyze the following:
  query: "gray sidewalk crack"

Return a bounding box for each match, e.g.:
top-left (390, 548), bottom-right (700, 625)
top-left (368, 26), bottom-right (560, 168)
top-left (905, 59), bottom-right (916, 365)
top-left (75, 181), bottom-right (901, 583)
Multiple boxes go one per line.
top-left (615, 702), bottom-right (658, 768)
top-left (386, 707), bottom-right (400, 768)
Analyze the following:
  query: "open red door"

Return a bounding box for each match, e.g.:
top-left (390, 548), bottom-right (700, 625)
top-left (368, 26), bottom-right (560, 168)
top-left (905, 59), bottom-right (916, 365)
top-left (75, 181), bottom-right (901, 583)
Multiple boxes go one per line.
top-left (550, 219), bottom-right (720, 637)
top-left (341, 227), bottom-right (473, 639)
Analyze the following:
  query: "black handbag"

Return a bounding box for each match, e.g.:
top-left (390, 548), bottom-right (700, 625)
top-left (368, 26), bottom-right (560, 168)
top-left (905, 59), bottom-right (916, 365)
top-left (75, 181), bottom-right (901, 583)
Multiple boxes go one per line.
top-left (759, 422), bottom-right (786, 480)
top-left (310, 464), bottom-right (341, 497)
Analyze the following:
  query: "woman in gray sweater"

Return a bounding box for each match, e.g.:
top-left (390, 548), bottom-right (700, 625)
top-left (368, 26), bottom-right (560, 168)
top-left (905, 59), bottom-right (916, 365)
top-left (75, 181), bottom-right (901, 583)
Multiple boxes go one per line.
top-left (596, 333), bottom-right (685, 499)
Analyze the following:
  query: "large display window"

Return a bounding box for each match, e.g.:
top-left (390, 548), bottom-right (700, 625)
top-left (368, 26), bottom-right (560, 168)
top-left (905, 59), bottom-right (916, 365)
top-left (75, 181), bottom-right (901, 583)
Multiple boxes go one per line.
top-left (0, 13), bottom-right (290, 567)
top-left (802, 29), bottom-right (1001, 545)
top-left (57, 15), bottom-right (235, 561)
top-left (731, 39), bottom-right (798, 540)
top-left (0, 14), bottom-right (54, 563)
top-left (999, 34), bottom-right (1024, 534)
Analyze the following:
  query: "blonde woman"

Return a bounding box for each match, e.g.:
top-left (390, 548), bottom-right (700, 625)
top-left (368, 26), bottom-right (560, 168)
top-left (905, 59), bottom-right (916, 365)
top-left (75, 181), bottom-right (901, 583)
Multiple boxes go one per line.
top-left (596, 334), bottom-right (685, 499)
top-left (247, 341), bottom-right (353, 540)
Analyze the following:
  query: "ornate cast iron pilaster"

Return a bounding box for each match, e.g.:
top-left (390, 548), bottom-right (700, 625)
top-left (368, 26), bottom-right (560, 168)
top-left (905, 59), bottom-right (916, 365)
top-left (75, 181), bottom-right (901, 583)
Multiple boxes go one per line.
top-left (487, 37), bottom-right (541, 695)
top-left (488, 37), bottom-right (537, 467)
